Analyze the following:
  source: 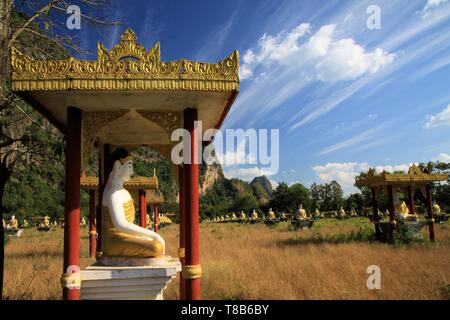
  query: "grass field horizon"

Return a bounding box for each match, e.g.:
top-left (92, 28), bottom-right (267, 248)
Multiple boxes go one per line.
top-left (4, 218), bottom-right (450, 300)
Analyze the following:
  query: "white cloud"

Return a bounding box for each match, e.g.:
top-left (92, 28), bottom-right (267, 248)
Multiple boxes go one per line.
top-left (436, 153), bottom-right (450, 162)
top-left (223, 166), bottom-right (275, 182)
top-left (424, 104), bottom-right (450, 128)
top-left (312, 162), bottom-right (414, 195)
top-left (270, 179), bottom-right (279, 189)
top-left (422, 0), bottom-right (449, 18)
top-left (240, 23), bottom-right (395, 84)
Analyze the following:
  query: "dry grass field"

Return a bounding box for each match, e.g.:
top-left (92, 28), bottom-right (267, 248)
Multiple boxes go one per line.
top-left (4, 218), bottom-right (450, 300)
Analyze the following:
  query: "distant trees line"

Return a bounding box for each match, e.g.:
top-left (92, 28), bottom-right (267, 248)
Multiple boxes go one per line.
top-left (199, 161), bottom-right (450, 219)
top-left (4, 158), bottom-right (449, 222)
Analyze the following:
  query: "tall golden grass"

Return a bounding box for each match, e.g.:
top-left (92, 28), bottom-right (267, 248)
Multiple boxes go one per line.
top-left (4, 218), bottom-right (450, 299)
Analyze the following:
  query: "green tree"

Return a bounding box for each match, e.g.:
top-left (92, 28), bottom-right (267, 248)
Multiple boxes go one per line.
top-left (269, 182), bottom-right (290, 212)
top-left (286, 183), bottom-right (311, 213)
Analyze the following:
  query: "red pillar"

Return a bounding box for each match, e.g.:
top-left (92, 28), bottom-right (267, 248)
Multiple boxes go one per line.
top-left (96, 144), bottom-right (110, 256)
top-left (88, 190), bottom-right (96, 258)
top-left (387, 185), bottom-right (396, 239)
top-left (154, 204), bottom-right (159, 233)
top-left (139, 189), bottom-right (147, 228)
top-left (425, 184), bottom-right (435, 242)
top-left (371, 187), bottom-right (381, 240)
top-left (62, 107), bottom-right (82, 300)
top-left (183, 108), bottom-right (201, 300)
top-left (179, 165), bottom-right (186, 299)
top-left (407, 186), bottom-right (415, 215)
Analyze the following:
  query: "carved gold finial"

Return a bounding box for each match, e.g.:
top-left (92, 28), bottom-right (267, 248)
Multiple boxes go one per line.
top-left (121, 28), bottom-right (137, 42)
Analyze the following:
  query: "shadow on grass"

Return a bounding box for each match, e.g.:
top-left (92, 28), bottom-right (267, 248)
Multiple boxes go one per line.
top-left (278, 229), bottom-right (377, 246)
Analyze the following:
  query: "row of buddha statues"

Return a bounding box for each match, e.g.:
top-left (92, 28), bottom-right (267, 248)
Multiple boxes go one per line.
top-left (2, 212), bottom-right (175, 233)
top-left (201, 200), bottom-right (448, 224)
top-left (202, 205), bottom-right (362, 224)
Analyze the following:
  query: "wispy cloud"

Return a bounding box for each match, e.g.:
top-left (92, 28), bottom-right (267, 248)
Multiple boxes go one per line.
top-left (318, 124), bottom-right (383, 156)
top-left (195, 9), bottom-right (238, 61)
top-left (424, 104), bottom-right (450, 128)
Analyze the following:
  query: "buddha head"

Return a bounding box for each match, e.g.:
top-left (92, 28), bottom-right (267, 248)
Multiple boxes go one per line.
top-left (110, 148), bottom-right (133, 182)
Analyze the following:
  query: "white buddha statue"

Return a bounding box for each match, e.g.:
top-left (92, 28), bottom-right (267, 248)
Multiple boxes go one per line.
top-left (101, 149), bottom-right (165, 258)
top-left (339, 207), bottom-right (346, 217)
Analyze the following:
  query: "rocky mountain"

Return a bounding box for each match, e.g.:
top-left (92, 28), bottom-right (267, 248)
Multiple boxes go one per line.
top-left (250, 176), bottom-right (272, 206)
top-left (199, 163), bottom-right (224, 196)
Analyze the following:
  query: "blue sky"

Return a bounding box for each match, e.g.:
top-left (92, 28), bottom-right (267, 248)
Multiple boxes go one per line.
top-left (46, 0), bottom-right (450, 194)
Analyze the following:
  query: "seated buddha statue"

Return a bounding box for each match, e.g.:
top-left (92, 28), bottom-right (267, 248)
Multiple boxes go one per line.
top-left (22, 219), bottom-right (29, 228)
top-left (295, 204), bottom-right (308, 220)
top-left (268, 208), bottom-right (276, 220)
top-left (251, 209), bottom-right (258, 220)
top-left (146, 213), bottom-right (152, 228)
top-left (433, 203), bottom-right (443, 216)
top-left (43, 215), bottom-right (50, 228)
top-left (315, 208), bottom-right (322, 217)
top-left (339, 207), bottom-right (346, 217)
top-left (231, 212), bottom-right (237, 221)
top-left (81, 217), bottom-right (87, 226)
top-left (240, 211), bottom-right (247, 222)
top-left (101, 149), bottom-right (165, 259)
top-left (397, 201), bottom-right (418, 221)
top-left (9, 215), bottom-right (18, 230)
top-left (350, 209), bottom-right (358, 217)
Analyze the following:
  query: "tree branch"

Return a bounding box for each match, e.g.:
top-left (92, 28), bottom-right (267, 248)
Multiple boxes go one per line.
top-left (8, 0), bottom-right (60, 48)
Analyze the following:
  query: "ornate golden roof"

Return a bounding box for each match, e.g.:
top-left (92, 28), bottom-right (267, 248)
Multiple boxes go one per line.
top-left (355, 165), bottom-right (448, 188)
top-left (80, 176), bottom-right (99, 190)
top-left (11, 28), bottom-right (239, 92)
top-left (146, 189), bottom-right (164, 204)
top-left (80, 174), bottom-right (158, 190)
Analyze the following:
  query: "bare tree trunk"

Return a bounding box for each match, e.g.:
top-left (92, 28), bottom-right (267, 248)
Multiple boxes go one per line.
top-left (0, 0), bottom-right (12, 300)
top-left (0, 162), bottom-right (11, 300)
top-left (0, 0), bottom-right (12, 105)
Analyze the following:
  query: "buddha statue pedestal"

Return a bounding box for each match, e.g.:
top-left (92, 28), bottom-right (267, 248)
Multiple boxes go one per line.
top-left (80, 256), bottom-right (181, 300)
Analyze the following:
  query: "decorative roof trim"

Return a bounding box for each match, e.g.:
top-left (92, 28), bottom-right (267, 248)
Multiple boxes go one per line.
top-left (11, 28), bottom-right (239, 92)
top-left (355, 165), bottom-right (448, 187)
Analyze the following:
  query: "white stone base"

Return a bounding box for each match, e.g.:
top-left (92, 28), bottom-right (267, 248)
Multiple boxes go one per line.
top-left (81, 256), bottom-right (181, 300)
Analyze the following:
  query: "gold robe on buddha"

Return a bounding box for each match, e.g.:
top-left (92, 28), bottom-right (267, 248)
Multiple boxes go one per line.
top-left (101, 199), bottom-right (164, 258)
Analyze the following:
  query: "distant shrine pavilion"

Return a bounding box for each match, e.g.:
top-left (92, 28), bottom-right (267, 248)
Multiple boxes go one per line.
top-left (355, 165), bottom-right (448, 241)
top-left (11, 28), bottom-right (239, 300)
